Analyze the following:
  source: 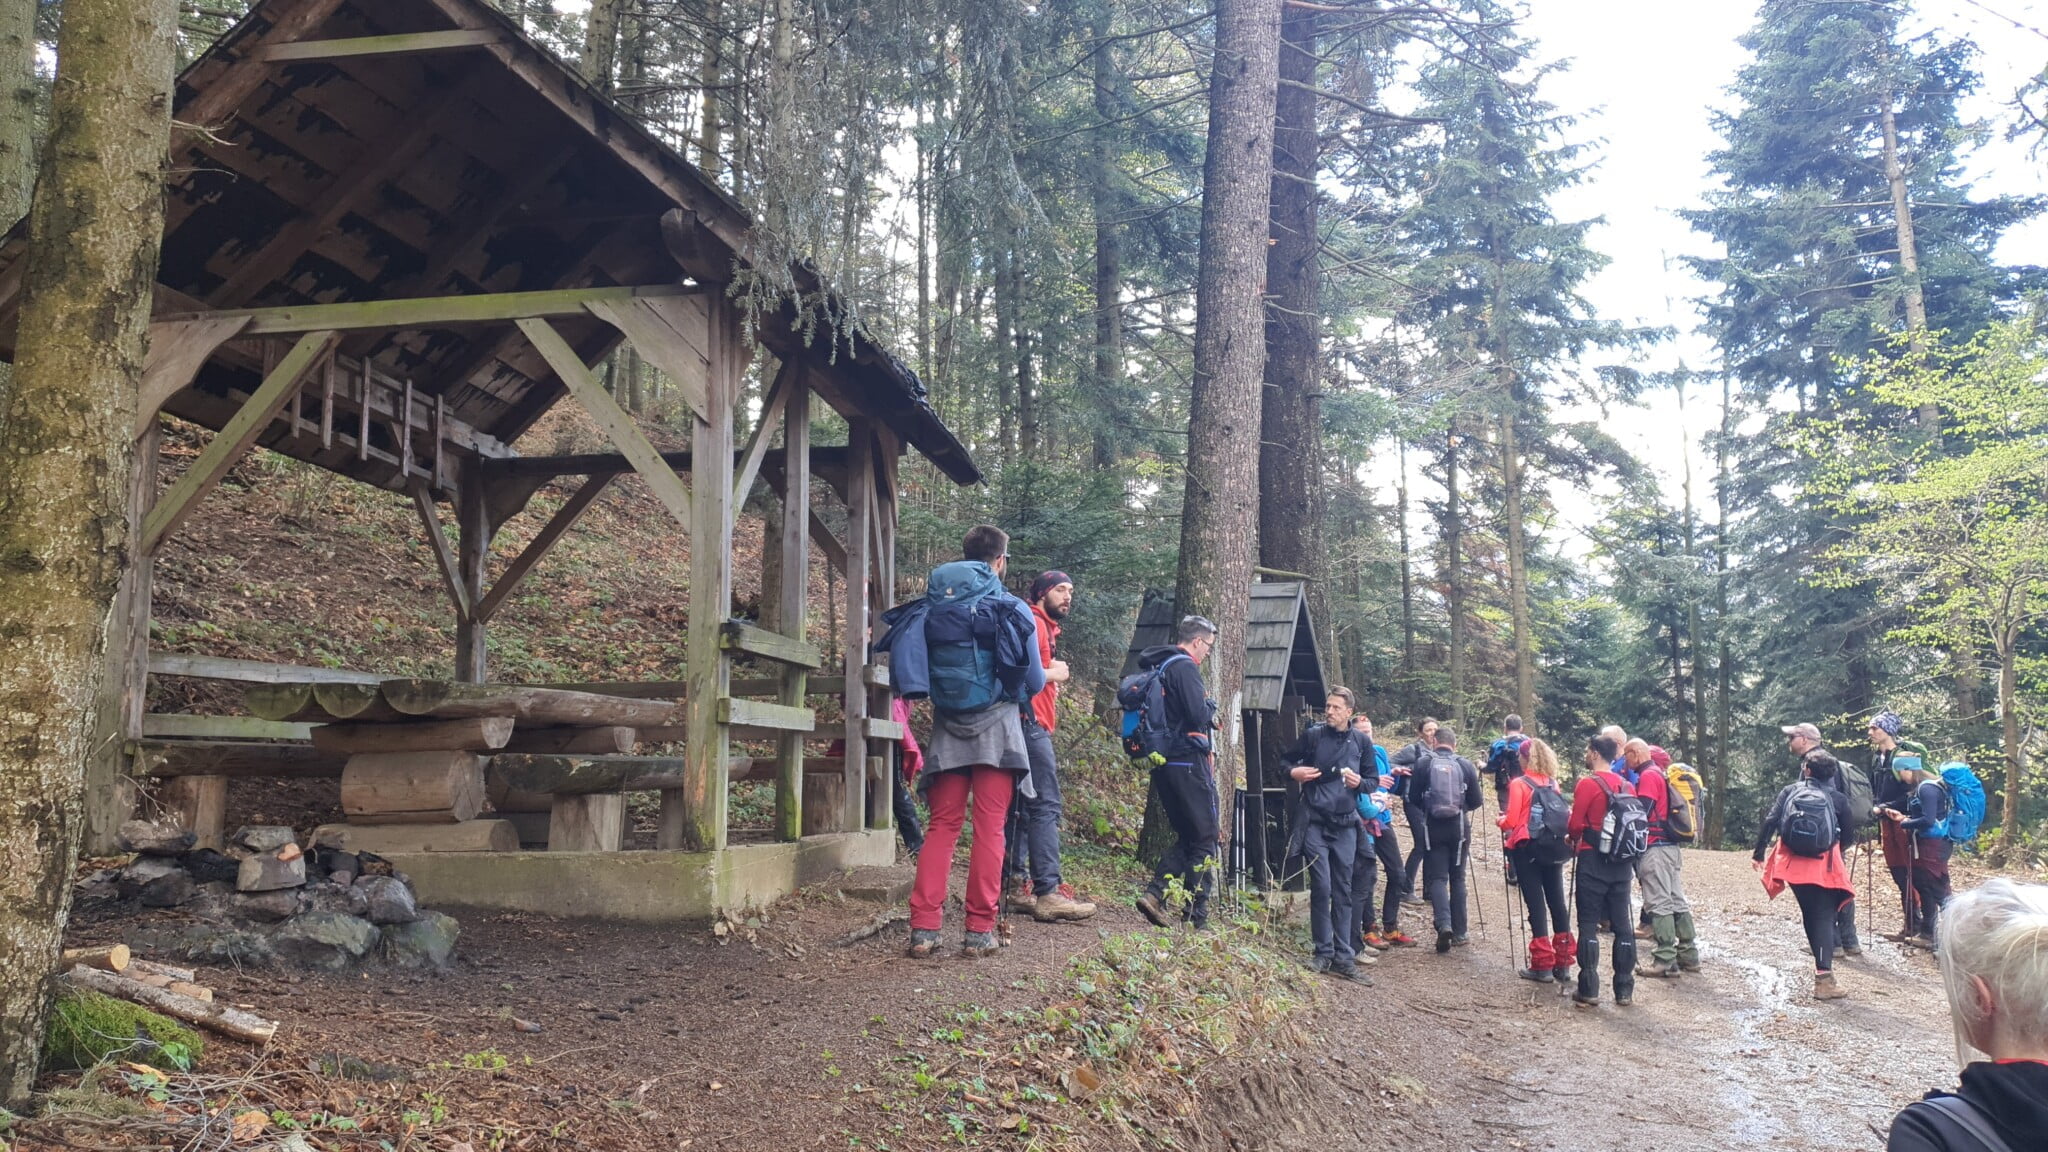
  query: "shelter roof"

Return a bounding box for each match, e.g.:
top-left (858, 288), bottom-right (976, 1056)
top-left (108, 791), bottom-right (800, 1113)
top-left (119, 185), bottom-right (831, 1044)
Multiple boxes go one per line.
top-left (1121, 582), bottom-right (1329, 714)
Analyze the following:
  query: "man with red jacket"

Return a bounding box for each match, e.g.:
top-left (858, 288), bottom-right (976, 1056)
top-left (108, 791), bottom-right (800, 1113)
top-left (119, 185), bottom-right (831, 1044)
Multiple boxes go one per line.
top-left (1003, 572), bottom-right (1097, 922)
top-left (1567, 734), bottom-right (1639, 1007)
top-left (1631, 745), bottom-right (1699, 978)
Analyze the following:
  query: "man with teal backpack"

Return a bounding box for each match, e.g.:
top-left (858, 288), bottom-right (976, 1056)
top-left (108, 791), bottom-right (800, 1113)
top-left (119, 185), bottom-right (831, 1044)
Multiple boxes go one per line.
top-left (1881, 758), bottom-right (1986, 951)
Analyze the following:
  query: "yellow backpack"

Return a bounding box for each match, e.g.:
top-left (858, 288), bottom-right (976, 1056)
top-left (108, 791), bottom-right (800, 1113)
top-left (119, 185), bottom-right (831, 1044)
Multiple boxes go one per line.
top-left (1666, 763), bottom-right (1706, 843)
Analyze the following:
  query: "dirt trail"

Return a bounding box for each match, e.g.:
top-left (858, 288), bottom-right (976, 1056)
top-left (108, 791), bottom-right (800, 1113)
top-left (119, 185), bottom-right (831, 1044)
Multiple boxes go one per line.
top-left (1328, 842), bottom-right (1954, 1151)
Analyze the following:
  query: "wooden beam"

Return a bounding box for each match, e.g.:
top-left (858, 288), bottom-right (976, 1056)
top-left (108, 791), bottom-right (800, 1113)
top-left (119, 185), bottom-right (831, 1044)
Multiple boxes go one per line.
top-left (142, 714), bottom-right (313, 741)
top-left (775, 377), bottom-right (811, 842)
top-left (585, 294), bottom-right (712, 422)
top-left (311, 716), bottom-right (514, 755)
top-left (518, 316), bottom-right (694, 532)
top-left (860, 717), bottom-right (905, 742)
top-left (154, 284), bottom-right (698, 336)
top-left (733, 358), bottom-right (795, 505)
top-left (410, 480), bottom-right (472, 622)
top-left (399, 141), bottom-right (583, 298)
top-left (142, 330), bottom-right (338, 553)
top-left (474, 445), bottom-right (848, 480)
top-left (176, 0), bottom-right (351, 131)
top-left (671, 295), bottom-right (738, 852)
top-left (138, 316), bottom-right (250, 435)
top-left (716, 698), bottom-right (814, 732)
top-left (841, 422), bottom-right (875, 831)
top-left (129, 740), bottom-right (346, 779)
top-left (249, 28), bottom-right (508, 62)
top-left (473, 474), bottom-right (613, 624)
top-left (454, 469), bottom-right (491, 682)
top-left (379, 680), bottom-right (677, 726)
top-left (809, 508), bottom-right (848, 576)
top-left (160, 776), bottom-right (227, 851)
top-left (719, 621), bottom-right (821, 669)
top-left (147, 653), bottom-right (383, 685)
top-left (548, 793), bottom-right (624, 852)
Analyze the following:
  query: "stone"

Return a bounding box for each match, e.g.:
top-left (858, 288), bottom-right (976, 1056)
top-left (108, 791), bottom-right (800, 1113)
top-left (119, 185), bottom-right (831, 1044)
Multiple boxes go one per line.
top-left (181, 848), bottom-right (240, 885)
top-left (138, 870), bottom-right (196, 908)
top-left (237, 850), bottom-right (307, 893)
top-left (120, 818), bottom-right (195, 856)
top-left (131, 923), bottom-right (275, 967)
top-left (183, 880), bottom-right (236, 921)
top-left (378, 911), bottom-right (458, 969)
top-left (270, 913), bottom-right (379, 971)
top-left (233, 890), bottom-right (303, 922)
top-left (315, 848), bottom-right (359, 887)
top-left (234, 825), bottom-right (298, 853)
top-left (299, 882), bottom-right (370, 919)
top-left (356, 876), bottom-right (418, 925)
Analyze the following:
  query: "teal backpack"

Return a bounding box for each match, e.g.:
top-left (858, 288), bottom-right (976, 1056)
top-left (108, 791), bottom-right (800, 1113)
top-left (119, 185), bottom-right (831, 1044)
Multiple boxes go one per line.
top-left (1932, 762), bottom-right (1988, 844)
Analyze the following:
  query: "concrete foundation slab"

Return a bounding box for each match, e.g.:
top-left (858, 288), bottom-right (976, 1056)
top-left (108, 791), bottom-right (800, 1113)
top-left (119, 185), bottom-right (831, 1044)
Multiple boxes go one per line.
top-left (387, 829), bottom-right (897, 921)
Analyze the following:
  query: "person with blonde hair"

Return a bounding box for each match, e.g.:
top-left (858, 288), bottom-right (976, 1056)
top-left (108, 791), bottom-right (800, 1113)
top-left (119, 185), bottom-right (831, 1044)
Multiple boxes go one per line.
top-left (1887, 878), bottom-right (2048, 1150)
top-left (1497, 738), bottom-right (1573, 986)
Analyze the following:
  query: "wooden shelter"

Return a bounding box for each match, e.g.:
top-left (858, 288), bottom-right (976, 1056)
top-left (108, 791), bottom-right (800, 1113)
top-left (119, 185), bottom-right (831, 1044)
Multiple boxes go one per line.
top-left (0, 0), bottom-right (978, 910)
top-left (1120, 582), bottom-right (1330, 889)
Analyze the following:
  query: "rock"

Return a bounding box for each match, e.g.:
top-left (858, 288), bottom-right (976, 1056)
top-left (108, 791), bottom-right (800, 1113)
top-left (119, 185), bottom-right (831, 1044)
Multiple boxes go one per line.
top-left (183, 880), bottom-right (236, 921)
top-left (315, 848), bottom-right (359, 887)
top-left (131, 923), bottom-right (275, 967)
top-left (356, 876), bottom-right (418, 925)
top-left (235, 825), bottom-right (298, 853)
top-left (237, 850), bottom-right (306, 893)
top-left (300, 882), bottom-right (370, 919)
top-left (233, 890), bottom-right (303, 922)
top-left (357, 852), bottom-right (394, 878)
top-left (120, 818), bottom-right (196, 856)
top-left (118, 856), bottom-right (183, 893)
top-left (138, 870), bottom-right (196, 908)
top-left (271, 913), bottom-right (379, 971)
top-left (378, 911), bottom-right (458, 969)
top-left (181, 848), bottom-right (241, 885)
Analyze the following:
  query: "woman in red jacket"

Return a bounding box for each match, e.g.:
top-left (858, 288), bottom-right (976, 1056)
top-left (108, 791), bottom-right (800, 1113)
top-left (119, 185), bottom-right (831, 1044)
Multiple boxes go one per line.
top-left (1499, 738), bottom-right (1573, 987)
top-left (1753, 751), bottom-right (1858, 1000)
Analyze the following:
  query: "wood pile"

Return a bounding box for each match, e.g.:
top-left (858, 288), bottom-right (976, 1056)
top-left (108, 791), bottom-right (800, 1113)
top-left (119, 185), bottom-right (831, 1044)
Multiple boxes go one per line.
top-left (58, 943), bottom-right (277, 1044)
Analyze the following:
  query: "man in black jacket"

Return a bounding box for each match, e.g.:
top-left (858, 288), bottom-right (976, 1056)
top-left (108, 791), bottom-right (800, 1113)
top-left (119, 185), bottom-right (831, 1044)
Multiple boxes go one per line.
top-left (1390, 717), bottom-right (1439, 905)
top-left (1410, 725), bottom-right (1484, 953)
top-left (1285, 688), bottom-right (1367, 981)
top-left (1136, 616), bottom-right (1221, 930)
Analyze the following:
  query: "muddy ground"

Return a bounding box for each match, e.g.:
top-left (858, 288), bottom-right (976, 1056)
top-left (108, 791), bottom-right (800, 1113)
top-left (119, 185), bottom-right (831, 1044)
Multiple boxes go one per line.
top-left (51, 843), bottom-right (1959, 1151)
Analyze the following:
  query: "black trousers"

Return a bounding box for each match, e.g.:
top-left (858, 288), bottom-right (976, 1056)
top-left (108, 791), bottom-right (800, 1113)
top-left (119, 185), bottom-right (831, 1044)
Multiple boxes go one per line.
top-left (1353, 824), bottom-right (1403, 934)
top-left (1511, 843), bottom-right (1568, 939)
top-left (1301, 820), bottom-right (1357, 965)
top-left (1792, 883), bottom-right (1849, 972)
top-left (1146, 759), bottom-right (1218, 922)
top-left (1401, 807), bottom-right (1425, 899)
top-left (1420, 816), bottom-right (1468, 936)
top-left (1574, 857), bottom-right (1636, 1000)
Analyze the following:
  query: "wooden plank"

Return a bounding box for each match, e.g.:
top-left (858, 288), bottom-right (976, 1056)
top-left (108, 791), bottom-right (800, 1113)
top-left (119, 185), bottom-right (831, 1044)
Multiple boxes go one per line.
top-left (474, 474), bottom-right (613, 624)
top-left (490, 754), bottom-right (686, 795)
top-left (142, 330), bottom-right (339, 553)
top-left (410, 479), bottom-right (472, 621)
top-left (586, 295), bottom-right (712, 422)
top-left (454, 470), bottom-right (490, 681)
top-left (548, 794), bottom-right (625, 852)
top-left (520, 316), bottom-right (694, 533)
top-left (129, 740), bottom-right (346, 779)
top-left (859, 717), bottom-right (905, 742)
top-left (498, 726), bottom-right (636, 755)
top-left (809, 507), bottom-right (848, 576)
top-left (474, 445), bottom-right (847, 480)
top-left (154, 284), bottom-right (698, 336)
top-left (776, 377), bottom-right (811, 842)
top-left (159, 776), bottom-right (227, 852)
top-left (340, 751), bottom-right (484, 824)
top-left (149, 653), bottom-right (384, 685)
top-left (719, 621), bottom-right (822, 669)
top-left (250, 28), bottom-right (507, 62)
top-left (535, 677), bottom-right (845, 699)
top-left (802, 774), bottom-right (846, 838)
top-left (311, 717), bottom-right (514, 755)
top-left (311, 820), bottom-right (518, 854)
top-left (716, 698), bottom-right (815, 732)
top-left (861, 664), bottom-right (891, 689)
top-left (379, 681), bottom-right (677, 726)
top-left (731, 756), bottom-right (843, 783)
top-left (137, 316), bottom-right (250, 434)
top-left (733, 358), bottom-right (795, 505)
top-left (142, 714), bottom-right (313, 741)
top-left (840, 422), bottom-right (875, 832)
top-left (176, 0), bottom-right (351, 130)
top-left (671, 295), bottom-right (739, 851)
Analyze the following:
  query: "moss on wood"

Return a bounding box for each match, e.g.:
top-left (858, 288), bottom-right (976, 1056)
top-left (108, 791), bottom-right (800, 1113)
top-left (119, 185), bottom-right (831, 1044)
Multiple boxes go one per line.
top-left (42, 989), bottom-right (203, 1072)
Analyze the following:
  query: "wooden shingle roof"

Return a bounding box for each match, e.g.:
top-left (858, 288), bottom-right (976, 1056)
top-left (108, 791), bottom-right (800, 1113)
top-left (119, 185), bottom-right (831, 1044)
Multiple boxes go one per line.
top-left (1121, 582), bottom-right (1328, 714)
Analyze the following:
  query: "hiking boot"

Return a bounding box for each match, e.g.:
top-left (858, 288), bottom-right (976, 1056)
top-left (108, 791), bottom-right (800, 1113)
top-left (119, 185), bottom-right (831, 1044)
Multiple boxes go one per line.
top-left (1813, 972), bottom-right (1848, 1000)
top-left (1033, 889), bottom-right (1097, 922)
top-left (1384, 931), bottom-right (1419, 948)
top-left (1353, 948), bottom-right (1379, 965)
top-left (1361, 931), bottom-right (1390, 951)
top-left (1679, 960), bottom-right (1702, 973)
top-left (1904, 934), bottom-right (1937, 952)
top-left (1614, 993), bottom-right (1634, 1007)
top-left (1450, 935), bottom-right (1471, 948)
top-left (961, 930), bottom-right (999, 958)
top-left (1518, 967), bottom-right (1552, 983)
top-left (1329, 964), bottom-right (1372, 986)
top-left (1401, 896), bottom-right (1428, 908)
top-left (1305, 955), bottom-right (1332, 974)
top-left (1135, 891), bottom-right (1171, 928)
top-left (906, 928), bottom-right (941, 959)
top-left (1005, 883), bottom-right (1037, 914)
top-left (1552, 965), bottom-right (1573, 986)
top-left (1841, 945), bottom-right (1864, 957)
top-left (1634, 924), bottom-right (1654, 940)
top-left (1636, 962), bottom-right (1680, 979)
top-left (1571, 990), bottom-right (1600, 1007)
top-left (1435, 930), bottom-right (1454, 954)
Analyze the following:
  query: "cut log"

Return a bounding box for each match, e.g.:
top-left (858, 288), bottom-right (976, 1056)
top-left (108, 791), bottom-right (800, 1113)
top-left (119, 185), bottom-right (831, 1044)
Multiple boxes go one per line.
top-left (168, 981), bottom-right (213, 1003)
top-left (313, 682), bottom-right (406, 722)
top-left (128, 959), bottom-right (197, 982)
top-left (312, 716), bottom-right (515, 754)
top-left (497, 726), bottom-right (636, 754)
top-left (548, 794), bottom-right (625, 852)
top-left (492, 754), bottom-right (845, 793)
top-left (130, 741), bottom-right (345, 779)
top-left (59, 945), bottom-right (130, 974)
top-left (158, 776), bottom-right (227, 850)
top-left (801, 773), bottom-right (846, 837)
top-left (244, 682), bottom-right (322, 721)
top-left (63, 966), bottom-right (277, 1044)
top-left (378, 680), bottom-right (676, 726)
top-left (310, 819), bottom-right (519, 853)
top-left (484, 772), bottom-right (554, 813)
top-left (340, 751), bottom-right (484, 823)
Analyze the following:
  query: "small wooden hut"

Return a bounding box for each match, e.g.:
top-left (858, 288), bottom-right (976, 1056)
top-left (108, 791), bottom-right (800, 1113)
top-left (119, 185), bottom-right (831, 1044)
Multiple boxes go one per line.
top-left (1120, 582), bottom-right (1331, 890)
top-left (0, 0), bottom-right (978, 916)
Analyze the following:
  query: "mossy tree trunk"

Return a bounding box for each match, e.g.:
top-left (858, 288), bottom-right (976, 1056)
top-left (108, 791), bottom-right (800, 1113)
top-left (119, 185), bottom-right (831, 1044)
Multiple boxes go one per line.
top-left (0, 0), bottom-right (177, 1107)
top-left (0, 0), bottom-right (43, 422)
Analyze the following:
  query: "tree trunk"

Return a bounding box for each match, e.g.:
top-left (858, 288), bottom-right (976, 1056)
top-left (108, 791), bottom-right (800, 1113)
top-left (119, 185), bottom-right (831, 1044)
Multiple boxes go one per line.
top-left (1398, 437), bottom-right (1414, 708)
top-left (0, 0), bottom-right (178, 1106)
top-left (1710, 373), bottom-right (1733, 849)
top-left (1998, 635), bottom-right (2022, 859)
top-left (1174, 0), bottom-right (1281, 838)
top-left (578, 0), bottom-right (623, 89)
top-left (1258, 6), bottom-right (1330, 649)
top-left (1679, 385), bottom-right (1709, 771)
top-left (1444, 426), bottom-right (1465, 728)
top-left (1498, 404), bottom-right (1534, 721)
top-left (0, 0), bottom-right (39, 420)
top-left (1090, 4), bottom-right (1124, 471)
top-left (696, 0), bottom-right (725, 179)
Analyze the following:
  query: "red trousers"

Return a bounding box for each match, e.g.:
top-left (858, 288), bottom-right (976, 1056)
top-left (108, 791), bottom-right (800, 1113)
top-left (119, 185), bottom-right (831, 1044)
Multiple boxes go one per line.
top-left (910, 766), bottom-right (1016, 934)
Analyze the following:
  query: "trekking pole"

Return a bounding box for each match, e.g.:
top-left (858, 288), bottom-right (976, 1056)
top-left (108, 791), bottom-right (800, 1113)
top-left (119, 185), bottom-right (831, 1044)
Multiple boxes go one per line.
top-left (1467, 829), bottom-right (1488, 941)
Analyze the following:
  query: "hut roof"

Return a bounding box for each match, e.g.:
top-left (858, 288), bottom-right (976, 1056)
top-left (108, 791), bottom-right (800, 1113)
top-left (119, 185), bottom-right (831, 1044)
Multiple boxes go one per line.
top-left (1121, 583), bottom-right (1328, 714)
top-left (0, 0), bottom-right (977, 488)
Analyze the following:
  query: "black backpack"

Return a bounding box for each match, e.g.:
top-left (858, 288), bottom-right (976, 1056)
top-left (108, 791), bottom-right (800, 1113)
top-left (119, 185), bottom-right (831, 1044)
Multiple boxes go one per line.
top-left (1524, 780), bottom-right (1571, 863)
top-left (1594, 775), bottom-right (1649, 864)
top-left (1117, 654), bottom-right (1190, 767)
top-left (1421, 751), bottom-right (1467, 820)
top-left (1781, 780), bottom-right (1839, 858)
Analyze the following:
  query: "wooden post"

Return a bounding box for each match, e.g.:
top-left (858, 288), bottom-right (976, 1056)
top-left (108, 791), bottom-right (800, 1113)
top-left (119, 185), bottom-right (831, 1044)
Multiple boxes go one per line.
top-left (774, 376), bottom-right (811, 841)
top-left (160, 775), bottom-right (226, 851)
top-left (454, 468), bottom-right (490, 682)
top-left (841, 421), bottom-right (874, 833)
top-left (871, 430), bottom-right (900, 832)
top-left (83, 421), bottom-right (160, 854)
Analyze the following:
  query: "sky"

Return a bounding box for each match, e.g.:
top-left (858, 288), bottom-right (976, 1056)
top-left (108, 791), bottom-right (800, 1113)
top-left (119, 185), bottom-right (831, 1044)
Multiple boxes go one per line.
top-left (1452, 0), bottom-right (2048, 556)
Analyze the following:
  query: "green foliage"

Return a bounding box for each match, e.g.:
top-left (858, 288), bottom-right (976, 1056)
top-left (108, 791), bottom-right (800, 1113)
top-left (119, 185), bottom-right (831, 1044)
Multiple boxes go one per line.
top-left (44, 989), bottom-right (202, 1073)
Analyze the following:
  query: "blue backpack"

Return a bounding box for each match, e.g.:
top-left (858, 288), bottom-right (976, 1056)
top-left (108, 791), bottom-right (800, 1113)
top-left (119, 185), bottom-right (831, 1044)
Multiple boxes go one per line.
top-left (922, 561), bottom-right (1005, 715)
top-left (1117, 653), bottom-right (1190, 767)
top-left (1933, 762), bottom-right (1988, 844)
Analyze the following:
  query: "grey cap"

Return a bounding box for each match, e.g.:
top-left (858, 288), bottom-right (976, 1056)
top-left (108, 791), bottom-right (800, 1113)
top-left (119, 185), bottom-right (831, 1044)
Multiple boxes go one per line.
top-left (1780, 722), bottom-right (1822, 742)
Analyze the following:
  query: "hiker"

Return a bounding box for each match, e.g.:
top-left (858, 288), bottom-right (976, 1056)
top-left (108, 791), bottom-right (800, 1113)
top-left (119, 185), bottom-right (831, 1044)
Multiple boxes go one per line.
top-left (1885, 878), bottom-right (2048, 1152)
top-left (1883, 759), bottom-right (1956, 951)
top-left (1868, 711), bottom-right (1929, 944)
top-left (1002, 571), bottom-right (1096, 923)
top-left (1486, 715), bottom-right (1528, 812)
top-left (1390, 717), bottom-right (1440, 906)
top-left (1753, 750), bottom-right (1857, 999)
top-left (879, 524), bottom-right (1047, 959)
top-left (1498, 737), bottom-right (1573, 985)
top-left (1631, 745), bottom-right (1700, 978)
top-left (1284, 688), bottom-right (1368, 982)
top-left (1351, 714), bottom-right (1416, 950)
top-left (1784, 720), bottom-right (1866, 956)
top-left (1411, 725), bottom-right (1483, 953)
top-left (1599, 725), bottom-right (1630, 779)
top-left (1134, 615), bottom-right (1221, 930)
top-left (1567, 734), bottom-right (1644, 1006)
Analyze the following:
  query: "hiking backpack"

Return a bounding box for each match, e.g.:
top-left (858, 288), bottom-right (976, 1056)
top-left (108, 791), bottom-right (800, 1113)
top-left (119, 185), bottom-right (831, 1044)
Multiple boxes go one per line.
top-left (1664, 764), bottom-right (1704, 844)
top-left (1594, 775), bottom-right (1650, 864)
top-left (1484, 737), bottom-right (1524, 787)
top-left (1780, 780), bottom-right (1839, 858)
top-left (1421, 751), bottom-right (1466, 820)
top-left (923, 568), bottom-right (1006, 715)
top-left (1835, 761), bottom-right (1875, 833)
top-left (1933, 762), bottom-right (1989, 844)
top-left (1117, 654), bottom-right (1191, 767)
top-left (1524, 780), bottom-right (1572, 863)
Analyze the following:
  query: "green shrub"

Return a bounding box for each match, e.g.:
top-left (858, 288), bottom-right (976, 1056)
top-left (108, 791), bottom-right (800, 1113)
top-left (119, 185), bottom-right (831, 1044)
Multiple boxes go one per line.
top-left (43, 989), bottom-right (202, 1072)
